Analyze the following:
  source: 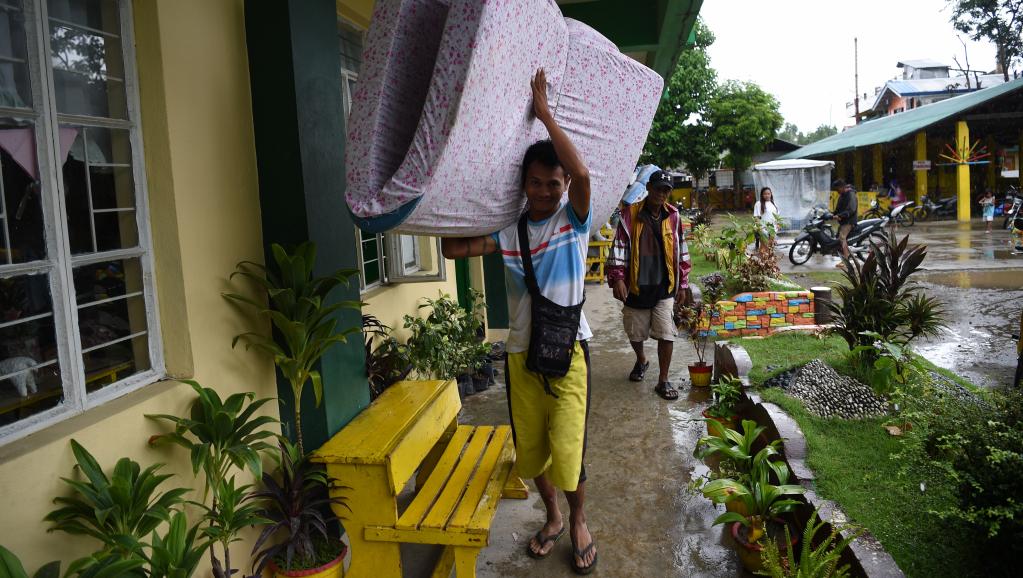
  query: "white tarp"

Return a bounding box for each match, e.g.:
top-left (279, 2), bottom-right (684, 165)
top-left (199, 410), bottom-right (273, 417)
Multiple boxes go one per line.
top-left (752, 159), bottom-right (834, 230)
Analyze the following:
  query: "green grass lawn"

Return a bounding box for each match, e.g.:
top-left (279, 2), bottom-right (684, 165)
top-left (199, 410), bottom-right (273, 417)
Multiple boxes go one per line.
top-left (738, 332), bottom-right (985, 577)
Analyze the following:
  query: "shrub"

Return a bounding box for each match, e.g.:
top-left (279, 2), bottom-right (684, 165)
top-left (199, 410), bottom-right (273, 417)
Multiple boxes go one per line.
top-left (724, 251), bottom-right (779, 295)
top-left (829, 231), bottom-right (945, 356)
top-left (404, 290), bottom-right (489, 380)
top-left (698, 272), bottom-right (726, 304)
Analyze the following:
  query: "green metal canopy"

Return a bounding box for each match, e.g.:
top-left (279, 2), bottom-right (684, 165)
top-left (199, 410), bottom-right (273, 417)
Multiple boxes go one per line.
top-left (779, 78), bottom-right (1023, 160)
top-left (557, 0), bottom-right (704, 80)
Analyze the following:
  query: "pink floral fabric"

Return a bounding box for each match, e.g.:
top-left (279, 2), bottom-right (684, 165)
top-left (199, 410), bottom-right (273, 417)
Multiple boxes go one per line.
top-left (345, 0), bottom-right (663, 236)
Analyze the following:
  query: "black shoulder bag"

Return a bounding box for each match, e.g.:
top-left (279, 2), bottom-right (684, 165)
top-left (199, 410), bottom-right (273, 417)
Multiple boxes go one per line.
top-left (517, 213), bottom-right (584, 384)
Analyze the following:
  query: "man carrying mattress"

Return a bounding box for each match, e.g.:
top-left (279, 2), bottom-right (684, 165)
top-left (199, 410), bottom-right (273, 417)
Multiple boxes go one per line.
top-left (441, 69), bottom-right (597, 574)
top-left (607, 170), bottom-right (692, 400)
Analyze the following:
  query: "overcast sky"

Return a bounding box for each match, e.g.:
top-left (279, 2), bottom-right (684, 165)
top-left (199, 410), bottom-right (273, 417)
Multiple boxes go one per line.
top-left (700, 0), bottom-right (1000, 131)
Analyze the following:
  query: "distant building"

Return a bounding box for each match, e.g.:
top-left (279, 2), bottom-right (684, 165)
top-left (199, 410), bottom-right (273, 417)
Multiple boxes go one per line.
top-left (848, 59), bottom-right (1009, 121)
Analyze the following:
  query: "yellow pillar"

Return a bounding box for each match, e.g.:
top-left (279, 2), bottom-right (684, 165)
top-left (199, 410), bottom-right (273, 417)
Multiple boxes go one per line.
top-left (914, 131), bottom-right (927, 203)
top-left (956, 121), bottom-right (971, 222)
top-left (853, 149), bottom-right (864, 191)
top-left (872, 144), bottom-right (883, 188)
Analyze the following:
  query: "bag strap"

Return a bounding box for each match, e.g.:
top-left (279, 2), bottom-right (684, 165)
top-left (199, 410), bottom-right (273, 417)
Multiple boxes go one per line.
top-left (517, 213), bottom-right (541, 297)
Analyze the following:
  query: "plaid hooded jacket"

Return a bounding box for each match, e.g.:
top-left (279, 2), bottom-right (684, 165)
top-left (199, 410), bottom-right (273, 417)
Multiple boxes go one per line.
top-left (606, 200), bottom-right (691, 295)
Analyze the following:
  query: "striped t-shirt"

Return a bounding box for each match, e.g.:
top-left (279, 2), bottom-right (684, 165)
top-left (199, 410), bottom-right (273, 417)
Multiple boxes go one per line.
top-left (492, 201), bottom-right (593, 354)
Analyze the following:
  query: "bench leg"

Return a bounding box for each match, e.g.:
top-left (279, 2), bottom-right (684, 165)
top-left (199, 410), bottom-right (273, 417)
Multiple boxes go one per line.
top-left (502, 464), bottom-right (529, 500)
top-left (325, 463), bottom-right (403, 578)
top-left (453, 547), bottom-right (480, 578)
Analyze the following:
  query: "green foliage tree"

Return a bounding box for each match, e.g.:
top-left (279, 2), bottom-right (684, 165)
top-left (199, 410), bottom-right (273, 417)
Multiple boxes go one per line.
top-left (708, 80), bottom-right (783, 189)
top-left (778, 122), bottom-right (839, 146)
top-left (640, 21), bottom-right (720, 180)
top-left (948, 0), bottom-right (1023, 81)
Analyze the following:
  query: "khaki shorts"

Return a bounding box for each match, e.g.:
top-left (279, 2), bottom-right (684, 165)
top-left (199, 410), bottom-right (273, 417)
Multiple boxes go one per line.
top-left (838, 223), bottom-right (854, 242)
top-left (623, 298), bottom-right (677, 342)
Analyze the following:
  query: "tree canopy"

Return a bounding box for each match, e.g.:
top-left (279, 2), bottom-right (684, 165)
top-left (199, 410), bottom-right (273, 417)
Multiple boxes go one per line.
top-left (707, 80), bottom-right (783, 183)
top-left (947, 0), bottom-right (1023, 81)
top-left (639, 21), bottom-right (719, 179)
top-left (777, 122), bottom-right (838, 145)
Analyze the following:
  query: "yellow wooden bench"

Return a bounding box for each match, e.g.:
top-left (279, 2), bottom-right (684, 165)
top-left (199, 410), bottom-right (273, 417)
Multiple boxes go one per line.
top-left (314, 379), bottom-right (527, 578)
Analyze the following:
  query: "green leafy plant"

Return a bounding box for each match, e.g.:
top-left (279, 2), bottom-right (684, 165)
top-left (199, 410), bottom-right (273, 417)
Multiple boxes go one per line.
top-left (194, 478), bottom-right (267, 578)
top-left (698, 272), bottom-right (727, 304)
top-left (845, 331), bottom-right (926, 397)
top-left (225, 242), bottom-right (361, 454)
top-left (404, 290), bottom-right (490, 380)
top-left (45, 440), bottom-right (189, 560)
top-left (690, 224), bottom-right (718, 262)
top-left (147, 381), bottom-right (277, 577)
top-left (707, 375), bottom-right (744, 420)
top-left (250, 440), bottom-right (348, 576)
top-left (145, 511), bottom-right (210, 578)
top-left (694, 419), bottom-right (783, 484)
top-left (829, 231), bottom-right (946, 356)
top-left (727, 251), bottom-right (780, 294)
top-left (702, 457), bottom-right (805, 543)
top-left (757, 511), bottom-right (862, 578)
top-left (0, 546), bottom-right (59, 578)
top-left (362, 315), bottom-right (411, 400)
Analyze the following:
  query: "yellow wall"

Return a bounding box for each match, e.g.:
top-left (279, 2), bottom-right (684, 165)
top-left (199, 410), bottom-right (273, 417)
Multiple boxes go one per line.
top-left (361, 260), bottom-right (460, 341)
top-left (0, 0), bottom-right (276, 569)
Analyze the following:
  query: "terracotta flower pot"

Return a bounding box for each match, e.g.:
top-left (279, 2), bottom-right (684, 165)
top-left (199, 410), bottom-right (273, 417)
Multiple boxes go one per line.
top-left (270, 544), bottom-right (348, 578)
top-left (730, 520), bottom-right (798, 574)
top-left (689, 363), bottom-right (713, 387)
top-left (701, 408), bottom-right (738, 435)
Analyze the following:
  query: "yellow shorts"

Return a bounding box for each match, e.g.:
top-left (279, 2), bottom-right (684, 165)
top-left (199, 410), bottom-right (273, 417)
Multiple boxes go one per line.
top-left (506, 341), bottom-right (590, 492)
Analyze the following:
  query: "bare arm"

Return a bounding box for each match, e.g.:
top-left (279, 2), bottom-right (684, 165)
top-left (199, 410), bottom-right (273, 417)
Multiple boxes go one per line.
top-left (531, 69), bottom-right (590, 222)
top-left (441, 235), bottom-right (498, 259)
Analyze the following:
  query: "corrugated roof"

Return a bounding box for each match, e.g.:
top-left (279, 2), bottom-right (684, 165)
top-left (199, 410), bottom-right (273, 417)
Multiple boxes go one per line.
top-left (897, 59), bottom-right (949, 69)
top-left (780, 77), bottom-right (1023, 160)
top-left (885, 75), bottom-right (1007, 97)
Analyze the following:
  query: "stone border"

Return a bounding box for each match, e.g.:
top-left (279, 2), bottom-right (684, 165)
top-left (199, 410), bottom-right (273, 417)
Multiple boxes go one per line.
top-left (733, 352), bottom-right (906, 578)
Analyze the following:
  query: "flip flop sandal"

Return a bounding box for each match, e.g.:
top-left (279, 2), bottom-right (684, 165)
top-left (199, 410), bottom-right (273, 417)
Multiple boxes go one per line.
top-left (571, 541), bottom-right (598, 575)
top-left (526, 526), bottom-right (566, 559)
top-left (628, 360), bottom-right (650, 382)
top-left (655, 381), bottom-right (679, 401)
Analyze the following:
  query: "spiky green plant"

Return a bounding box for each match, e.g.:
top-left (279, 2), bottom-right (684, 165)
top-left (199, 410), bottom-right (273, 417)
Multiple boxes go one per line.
top-left (694, 419), bottom-right (783, 483)
top-left (224, 242), bottom-right (361, 455)
top-left (0, 546), bottom-right (59, 578)
top-left (145, 510), bottom-right (211, 578)
top-left (757, 511), bottom-right (863, 578)
top-left (702, 456), bottom-right (805, 543)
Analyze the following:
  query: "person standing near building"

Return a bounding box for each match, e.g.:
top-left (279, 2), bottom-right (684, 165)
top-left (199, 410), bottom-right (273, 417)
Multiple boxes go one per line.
top-left (753, 186), bottom-right (780, 254)
top-left (441, 69), bottom-right (597, 574)
top-left (980, 189), bottom-right (996, 233)
top-left (832, 179), bottom-right (857, 264)
top-left (607, 170), bottom-right (692, 401)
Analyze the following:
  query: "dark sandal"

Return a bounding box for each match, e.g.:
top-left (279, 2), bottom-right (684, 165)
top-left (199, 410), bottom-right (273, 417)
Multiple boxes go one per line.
top-left (628, 360), bottom-right (649, 382)
top-left (526, 526), bottom-right (566, 559)
top-left (655, 381), bottom-right (679, 401)
top-left (571, 541), bottom-right (598, 575)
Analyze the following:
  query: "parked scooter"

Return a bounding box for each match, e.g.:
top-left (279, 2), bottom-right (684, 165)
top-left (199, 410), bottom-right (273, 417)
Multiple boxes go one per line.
top-left (914, 195), bottom-right (957, 221)
top-left (864, 199), bottom-right (915, 226)
top-left (788, 206), bottom-right (890, 265)
top-left (1001, 185), bottom-right (1021, 231)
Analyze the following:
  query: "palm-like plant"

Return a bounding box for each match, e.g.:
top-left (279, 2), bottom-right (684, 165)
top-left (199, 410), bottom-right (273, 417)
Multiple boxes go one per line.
top-left (145, 511), bottom-right (211, 578)
top-left (830, 231), bottom-right (945, 353)
top-left (225, 242), bottom-right (361, 455)
top-left (0, 546), bottom-right (59, 578)
top-left (759, 511), bottom-right (863, 578)
top-left (694, 419), bottom-right (782, 482)
top-left (250, 440), bottom-right (348, 576)
top-left (702, 457), bottom-right (805, 543)
top-left (45, 440), bottom-right (189, 559)
top-left (147, 380), bottom-right (277, 577)
top-left (194, 478), bottom-right (267, 578)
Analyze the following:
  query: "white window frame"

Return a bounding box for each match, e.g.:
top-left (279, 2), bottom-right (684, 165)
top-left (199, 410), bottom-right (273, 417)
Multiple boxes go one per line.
top-left (0, 0), bottom-right (163, 445)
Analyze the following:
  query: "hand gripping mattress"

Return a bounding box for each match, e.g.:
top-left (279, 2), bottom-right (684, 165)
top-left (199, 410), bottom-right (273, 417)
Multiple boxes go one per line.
top-left (345, 0), bottom-right (664, 236)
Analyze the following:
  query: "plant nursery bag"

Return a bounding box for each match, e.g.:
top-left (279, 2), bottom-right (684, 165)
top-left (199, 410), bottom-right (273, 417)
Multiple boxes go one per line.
top-left (344, 0), bottom-right (663, 237)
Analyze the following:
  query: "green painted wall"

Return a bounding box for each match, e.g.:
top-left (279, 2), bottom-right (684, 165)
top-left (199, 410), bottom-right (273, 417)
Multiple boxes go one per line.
top-left (245, 0), bottom-right (368, 449)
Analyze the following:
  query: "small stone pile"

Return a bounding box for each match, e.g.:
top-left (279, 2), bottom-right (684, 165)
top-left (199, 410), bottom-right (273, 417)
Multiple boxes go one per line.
top-left (926, 371), bottom-right (989, 409)
top-left (788, 359), bottom-right (887, 419)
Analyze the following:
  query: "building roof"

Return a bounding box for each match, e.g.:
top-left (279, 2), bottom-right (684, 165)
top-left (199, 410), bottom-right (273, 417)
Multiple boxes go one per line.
top-left (897, 59), bottom-right (949, 69)
top-left (780, 77), bottom-right (1023, 160)
top-left (884, 74), bottom-right (1008, 98)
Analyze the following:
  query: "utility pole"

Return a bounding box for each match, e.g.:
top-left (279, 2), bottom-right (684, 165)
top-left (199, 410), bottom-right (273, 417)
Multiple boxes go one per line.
top-left (854, 37), bottom-right (860, 125)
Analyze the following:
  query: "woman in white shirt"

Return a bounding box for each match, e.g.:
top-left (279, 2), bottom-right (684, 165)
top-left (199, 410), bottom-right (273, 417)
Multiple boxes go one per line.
top-left (753, 187), bottom-right (780, 253)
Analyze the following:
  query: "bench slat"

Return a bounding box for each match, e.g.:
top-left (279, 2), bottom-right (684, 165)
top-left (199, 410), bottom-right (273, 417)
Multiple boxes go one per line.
top-left (396, 425), bottom-right (473, 531)
top-left (365, 524), bottom-right (489, 546)
top-left (447, 426), bottom-right (511, 530)
top-left (468, 435), bottom-right (516, 533)
top-left (421, 426), bottom-right (494, 530)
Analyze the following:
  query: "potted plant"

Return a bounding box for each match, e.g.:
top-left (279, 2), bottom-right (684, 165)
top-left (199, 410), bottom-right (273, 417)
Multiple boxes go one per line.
top-left (701, 458), bottom-right (806, 573)
top-left (759, 511), bottom-right (863, 578)
top-left (404, 291), bottom-right (490, 398)
top-left (694, 419), bottom-right (782, 517)
top-left (701, 375), bottom-right (744, 434)
top-left (676, 301), bottom-right (713, 386)
top-left (251, 441), bottom-right (349, 578)
top-left (362, 315), bottom-right (411, 400)
top-left (225, 242), bottom-right (361, 455)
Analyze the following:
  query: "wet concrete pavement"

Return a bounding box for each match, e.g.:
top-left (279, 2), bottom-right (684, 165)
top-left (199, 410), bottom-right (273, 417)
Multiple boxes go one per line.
top-left (458, 288), bottom-right (747, 577)
top-left (777, 219), bottom-right (1023, 387)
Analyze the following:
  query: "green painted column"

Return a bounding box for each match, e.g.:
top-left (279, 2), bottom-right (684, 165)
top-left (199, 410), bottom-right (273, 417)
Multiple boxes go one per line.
top-left (482, 253), bottom-right (509, 329)
top-left (245, 0), bottom-right (368, 449)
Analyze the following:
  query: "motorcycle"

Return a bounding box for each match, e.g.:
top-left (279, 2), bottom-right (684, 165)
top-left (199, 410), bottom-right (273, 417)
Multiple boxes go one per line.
top-left (788, 206), bottom-right (891, 265)
top-left (913, 195), bottom-right (957, 221)
top-left (864, 199), bottom-right (915, 226)
top-left (1001, 186), bottom-right (1021, 231)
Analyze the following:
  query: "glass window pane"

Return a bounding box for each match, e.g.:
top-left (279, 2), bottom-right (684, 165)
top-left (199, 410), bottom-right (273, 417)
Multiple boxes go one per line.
top-left (360, 232), bottom-right (380, 287)
top-left (73, 257), bottom-right (150, 393)
top-left (89, 165), bottom-right (133, 209)
top-left (0, 119), bottom-right (46, 263)
top-left (62, 126), bottom-right (137, 254)
top-left (48, 0), bottom-right (126, 119)
top-left (400, 235), bottom-right (417, 271)
top-left (0, 2), bottom-right (32, 109)
top-left (338, 22), bottom-right (362, 74)
top-left (0, 272), bottom-right (64, 427)
top-left (93, 208), bottom-right (136, 251)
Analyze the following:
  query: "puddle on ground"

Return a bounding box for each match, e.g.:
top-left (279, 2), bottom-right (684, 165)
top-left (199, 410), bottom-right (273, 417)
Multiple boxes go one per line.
top-left (920, 269), bottom-right (1023, 290)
